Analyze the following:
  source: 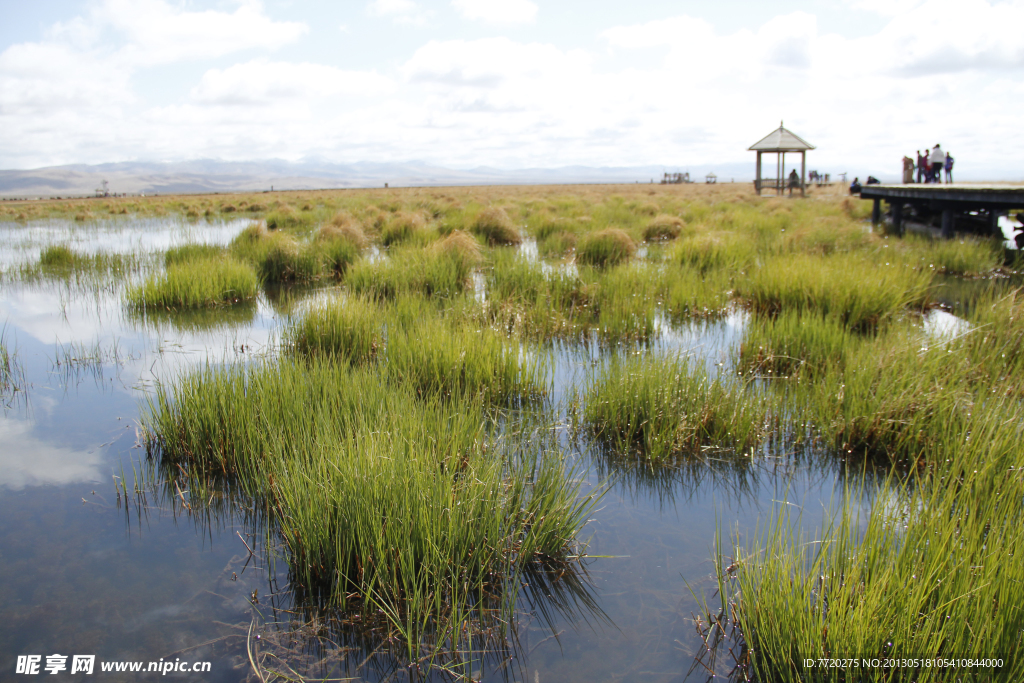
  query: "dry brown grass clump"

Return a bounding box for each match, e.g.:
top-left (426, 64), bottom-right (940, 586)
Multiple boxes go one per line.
top-left (643, 214), bottom-right (686, 242)
top-left (363, 206), bottom-right (388, 230)
top-left (317, 224), bottom-right (368, 251)
top-left (472, 207), bottom-right (522, 246)
top-left (431, 230), bottom-right (483, 264)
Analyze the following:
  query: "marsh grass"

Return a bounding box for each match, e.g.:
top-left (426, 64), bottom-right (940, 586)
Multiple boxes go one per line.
top-left (287, 295), bottom-right (547, 401)
top-left (661, 268), bottom-right (732, 321)
top-left (485, 253), bottom-right (730, 339)
top-left (39, 244), bottom-right (80, 267)
top-left (720, 404), bottom-right (1024, 682)
top-left (738, 311), bottom-right (855, 377)
top-left (265, 206), bottom-right (313, 230)
top-left (902, 233), bottom-right (1003, 275)
top-left (582, 354), bottom-right (771, 461)
top-left (735, 254), bottom-right (933, 331)
top-left (387, 315), bottom-right (548, 402)
top-left (126, 255), bottom-right (259, 310)
top-left (538, 230), bottom-right (577, 257)
top-left (483, 253), bottom-right (597, 339)
top-left (144, 359), bottom-right (594, 663)
top-left (345, 245), bottom-right (473, 300)
top-left (318, 220), bottom-right (369, 250)
top-left (21, 244), bottom-right (143, 282)
top-left (0, 325), bottom-right (25, 400)
top-left (316, 233), bottom-right (359, 277)
top-left (471, 207), bottom-right (522, 246)
top-left (960, 287), bottom-right (1024, 392)
top-left (643, 214), bottom-right (686, 242)
top-left (576, 229), bottom-right (636, 267)
top-left (381, 211), bottom-right (426, 246)
top-left (164, 243), bottom-right (224, 266)
top-left (431, 230), bottom-right (483, 265)
top-left (256, 233), bottom-right (323, 282)
top-left (286, 296), bottom-right (382, 364)
top-left (801, 329), bottom-right (976, 463)
top-left (673, 233), bottom-right (754, 274)
top-left (230, 222), bottom-right (357, 282)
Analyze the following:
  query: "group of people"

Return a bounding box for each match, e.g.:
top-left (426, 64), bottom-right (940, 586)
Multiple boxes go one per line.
top-left (903, 145), bottom-right (954, 184)
top-left (848, 176), bottom-right (879, 194)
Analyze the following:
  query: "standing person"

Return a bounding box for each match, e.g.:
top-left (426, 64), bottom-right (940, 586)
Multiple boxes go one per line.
top-left (916, 150), bottom-right (926, 183)
top-left (903, 156), bottom-right (915, 184)
top-left (944, 152), bottom-right (954, 184)
top-left (930, 144), bottom-right (945, 184)
top-left (787, 169), bottom-right (800, 195)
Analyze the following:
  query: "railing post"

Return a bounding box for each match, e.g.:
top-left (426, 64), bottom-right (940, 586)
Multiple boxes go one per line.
top-left (892, 202), bottom-right (903, 237)
top-left (941, 209), bottom-right (954, 239)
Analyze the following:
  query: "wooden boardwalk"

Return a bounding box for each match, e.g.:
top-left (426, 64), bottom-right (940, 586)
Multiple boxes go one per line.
top-left (859, 184), bottom-right (1024, 238)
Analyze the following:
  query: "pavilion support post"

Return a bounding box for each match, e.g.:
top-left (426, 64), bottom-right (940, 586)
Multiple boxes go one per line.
top-left (871, 199), bottom-right (881, 226)
top-left (892, 201), bottom-right (904, 237)
top-left (776, 153), bottom-right (781, 195)
top-left (941, 209), bottom-right (954, 239)
top-left (800, 151), bottom-right (806, 197)
top-left (780, 152), bottom-right (786, 196)
top-left (755, 152), bottom-right (762, 195)
top-left (990, 210), bottom-right (1005, 237)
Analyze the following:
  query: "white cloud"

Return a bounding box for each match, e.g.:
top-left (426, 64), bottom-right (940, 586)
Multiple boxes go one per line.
top-left (366, 0), bottom-right (429, 25)
top-left (846, 0), bottom-right (927, 17)
top-left (99, 0), bottom-right (307, 66)
top-left (0, 0), bottom-right (309, 167)
top-left (1, 1), bottom-right (1023, 177)
top-left (403, 38), bottom-right (590, 88)
top-left (451, 0), bottom-right (538, 24)
top-left (190, 59), bottom-right (394, 105)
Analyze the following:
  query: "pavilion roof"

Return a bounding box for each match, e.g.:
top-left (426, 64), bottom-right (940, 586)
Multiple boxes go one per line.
top-left (749, 123), bottom-right (815, 152)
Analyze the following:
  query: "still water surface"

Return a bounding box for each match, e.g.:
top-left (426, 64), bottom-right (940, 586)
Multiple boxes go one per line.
top-left (0, 217), bottom-right (886, 681)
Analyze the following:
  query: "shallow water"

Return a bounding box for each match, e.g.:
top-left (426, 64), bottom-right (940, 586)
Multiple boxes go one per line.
top-left (0, 217), bottom-right (880, 681)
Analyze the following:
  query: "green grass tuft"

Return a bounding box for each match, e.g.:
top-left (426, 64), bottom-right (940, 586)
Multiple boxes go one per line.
top-left (126, 255), bottom-right (259, 310)
top-left (576, 228), bottom-right (636, 267)
top-left (735, 253), bottom-right (933, 331)
top-left (643, 214), bottom-right (686, 242)
top-left (471, 207), bottom-right (522, 245)
top-left (582, 354), bottom-right (771, 461)
top-left (165, 243), bottom-right (224, 266)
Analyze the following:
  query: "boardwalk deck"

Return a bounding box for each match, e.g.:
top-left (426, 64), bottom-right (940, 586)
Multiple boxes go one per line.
top-left (859, 184), bottom-right (1024, 238)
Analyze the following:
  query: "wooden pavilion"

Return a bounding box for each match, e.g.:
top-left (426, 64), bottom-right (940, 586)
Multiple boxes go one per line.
top-left (749, 122), bottom-right (815, 197)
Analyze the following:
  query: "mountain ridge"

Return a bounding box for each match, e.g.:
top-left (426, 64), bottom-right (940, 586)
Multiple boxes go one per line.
top-left (0, 159), bottom-right (756, 198)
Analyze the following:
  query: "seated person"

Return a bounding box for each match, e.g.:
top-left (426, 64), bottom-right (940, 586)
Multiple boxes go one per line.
top-left (849, 177), bottom-right (862, 194)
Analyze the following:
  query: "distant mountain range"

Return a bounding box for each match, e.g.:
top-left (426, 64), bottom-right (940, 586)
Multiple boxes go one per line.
top-left (0, 159), bottom-right (759, 198)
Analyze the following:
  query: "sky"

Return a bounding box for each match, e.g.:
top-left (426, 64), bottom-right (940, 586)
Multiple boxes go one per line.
top-left (1, 0), bottom-right (1022, 179)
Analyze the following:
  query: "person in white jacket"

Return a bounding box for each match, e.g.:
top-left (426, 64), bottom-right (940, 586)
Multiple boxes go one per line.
top-left (930, 145), bottom-right (945, 184)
